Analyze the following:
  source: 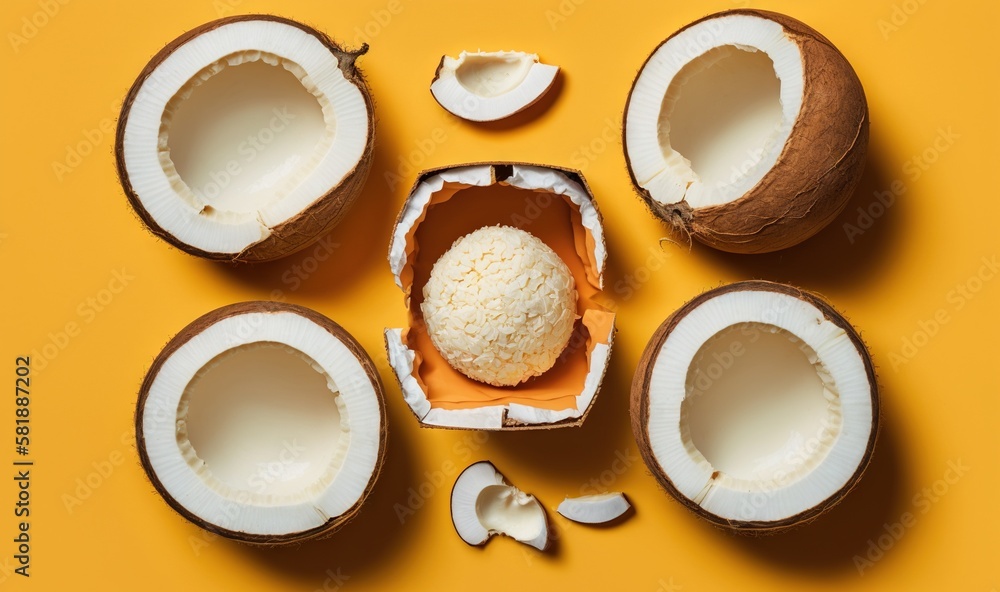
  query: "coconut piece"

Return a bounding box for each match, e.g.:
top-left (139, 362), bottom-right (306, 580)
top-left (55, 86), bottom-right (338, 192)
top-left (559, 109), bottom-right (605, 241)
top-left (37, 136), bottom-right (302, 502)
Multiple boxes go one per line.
top-left (451, 461), bottom-right (549, 550)
top-left (557, 492), bottom-right (631, 524)
top-left (421, 225), bottom-right (578, 386)
top-left (631, 281), bottom-right (879, 533)
top-left (135, 302), bottom-right (386, 544)
top-left (623, 10), bottom-right (868, 253)
top-left (116, 15), bottom-right (375, 262)
top-left (430, 51), bottom-right (559, 122)
top-left (384, 162), bottom-right (616, 430)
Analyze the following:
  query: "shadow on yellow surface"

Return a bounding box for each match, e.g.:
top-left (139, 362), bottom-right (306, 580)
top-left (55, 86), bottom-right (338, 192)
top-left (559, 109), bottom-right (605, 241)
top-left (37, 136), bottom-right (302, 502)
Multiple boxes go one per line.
top-left (694, 133), bottom-right (908, 296)
top-left (489, 345), bottom-right (637, 481)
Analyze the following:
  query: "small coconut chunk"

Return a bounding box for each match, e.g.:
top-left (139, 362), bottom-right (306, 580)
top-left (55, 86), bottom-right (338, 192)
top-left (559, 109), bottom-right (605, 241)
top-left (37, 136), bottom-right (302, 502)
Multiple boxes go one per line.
top-left (557, 492), bottom-right (631, 524)
top-left (430, 51), bottom-right (559, 122)
top-left (451, 461), bottom-right (549, 550)
top-left (421, 226), bottom-right (577, 387)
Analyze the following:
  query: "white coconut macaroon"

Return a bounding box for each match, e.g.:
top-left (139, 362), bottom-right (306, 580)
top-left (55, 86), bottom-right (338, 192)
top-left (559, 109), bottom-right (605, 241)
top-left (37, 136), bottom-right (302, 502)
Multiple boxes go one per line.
top-left (421, 225), bottom-right (578, 387)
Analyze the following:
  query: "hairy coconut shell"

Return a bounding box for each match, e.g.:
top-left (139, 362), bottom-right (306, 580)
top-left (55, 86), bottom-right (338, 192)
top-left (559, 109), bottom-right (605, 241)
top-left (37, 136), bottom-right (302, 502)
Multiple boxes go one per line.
top-left (115, 15), bottom-right (375, 263)
top-left (624, 10), bottom-right (869, 254)
top-left (630, 281), bottom-right (879, 533)
top-left (134, 301), bottom-right (387, 545)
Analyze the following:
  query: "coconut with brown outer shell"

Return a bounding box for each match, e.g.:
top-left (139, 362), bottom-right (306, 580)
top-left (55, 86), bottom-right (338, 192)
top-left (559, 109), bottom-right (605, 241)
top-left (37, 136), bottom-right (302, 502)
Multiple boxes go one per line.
top-left (624, 10), bottom-right (869, 254)
top-left (116, 15), bottom-right (375, 263)
top-left (630, 281), bottom-right (879, 533)
top-left (135, 301), bottom-right (387, 545)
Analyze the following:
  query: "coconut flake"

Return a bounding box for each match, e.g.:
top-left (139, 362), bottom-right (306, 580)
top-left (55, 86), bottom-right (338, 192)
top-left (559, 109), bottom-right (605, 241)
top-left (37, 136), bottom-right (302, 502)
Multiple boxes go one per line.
top-left (557, 492), bottom-right (631, 524)
top-left (451, 461), bottom-right (548, 550)
top-left (430, 51), bottom-right (559, 122)
top-left (420, 226), bottom-right (577, 386)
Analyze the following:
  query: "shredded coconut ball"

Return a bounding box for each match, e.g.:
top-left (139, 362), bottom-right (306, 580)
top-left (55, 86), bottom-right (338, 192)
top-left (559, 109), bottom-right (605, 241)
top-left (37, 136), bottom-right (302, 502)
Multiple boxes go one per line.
top-left (420, 225), bottom-right (578, 386)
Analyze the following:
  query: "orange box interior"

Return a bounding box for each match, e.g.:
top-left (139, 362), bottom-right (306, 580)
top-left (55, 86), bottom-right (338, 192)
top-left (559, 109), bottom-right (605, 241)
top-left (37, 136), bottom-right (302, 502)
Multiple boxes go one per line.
top-left (399, 180), bottom-right (615, 411)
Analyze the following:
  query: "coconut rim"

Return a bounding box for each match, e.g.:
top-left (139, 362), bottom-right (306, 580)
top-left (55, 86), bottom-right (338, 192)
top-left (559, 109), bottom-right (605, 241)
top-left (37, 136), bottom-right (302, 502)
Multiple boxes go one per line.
top-left (622, 9), bottom-right (869, 253)
top-left (134, 301), bottom-right (387, 544)
top-left (384, 162), bottom-right (615, 430)
top-left (630, 281), bottom-right (879, 532)
top-left (115, 14), bottom-right (375, 263)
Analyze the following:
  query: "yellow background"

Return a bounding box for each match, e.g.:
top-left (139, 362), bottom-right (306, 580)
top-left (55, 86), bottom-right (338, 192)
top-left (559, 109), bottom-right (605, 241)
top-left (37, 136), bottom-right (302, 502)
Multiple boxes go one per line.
top-left (2, 0), bottom-right (997, 589)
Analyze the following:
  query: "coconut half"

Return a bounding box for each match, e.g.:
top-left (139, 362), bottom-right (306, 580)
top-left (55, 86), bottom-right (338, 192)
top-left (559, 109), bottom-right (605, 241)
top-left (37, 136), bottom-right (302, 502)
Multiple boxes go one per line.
top-left (630, 281), bottom-right (878, 533)
top-left (557, 492), bottom-right (631, 524)
top-left (116, 15), bottom-right (375, 262)
top-left (624, 10), bottom-right (868, 253)
top-left (135, 302), bottom-right (386, 544)
top-left (451, 461), bottom-right (549, 550)
top-left (385, 163), bottom-right (616, 430)
top-left (430, 51), bottom-right (559, 122)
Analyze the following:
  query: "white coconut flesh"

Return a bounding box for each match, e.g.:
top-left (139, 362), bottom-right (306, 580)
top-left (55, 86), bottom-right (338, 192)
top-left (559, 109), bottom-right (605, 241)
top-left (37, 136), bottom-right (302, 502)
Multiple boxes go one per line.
top-left (122, 18), bottom-right (369, 255)
top-left (384, 164), bottom-right (614, 430)
top-left (451, 461), bottom-right (548, 550)
top-left (625, 14), bottom-right (804, 208)
top-left (646, 290), bottom-right (874, 523)
top-left (140, 310), bottom-right (382, 537)
top-left (557, 492), bottom-right (631, 524)
top-left (431, 51), bottom-right (559, 121)
top-left (181, 343), bottom-right (345, 498)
